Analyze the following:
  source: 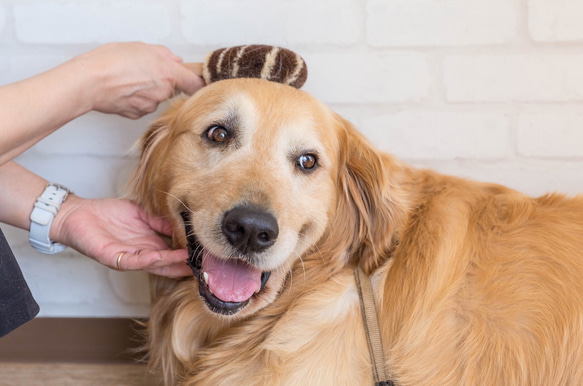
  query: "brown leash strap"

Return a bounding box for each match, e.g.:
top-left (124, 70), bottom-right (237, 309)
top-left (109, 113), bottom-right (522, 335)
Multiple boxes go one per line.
top-left (354, 266), bottom-right (395, 386)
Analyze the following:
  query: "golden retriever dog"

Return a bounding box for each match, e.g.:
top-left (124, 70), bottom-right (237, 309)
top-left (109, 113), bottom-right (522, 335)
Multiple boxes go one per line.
top-left (130, 78), bottom-right (583, 385)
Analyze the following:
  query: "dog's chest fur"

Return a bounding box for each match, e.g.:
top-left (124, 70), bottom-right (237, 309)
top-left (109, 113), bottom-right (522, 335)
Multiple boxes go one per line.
top-left (177, 268), bottom-right (375, 385)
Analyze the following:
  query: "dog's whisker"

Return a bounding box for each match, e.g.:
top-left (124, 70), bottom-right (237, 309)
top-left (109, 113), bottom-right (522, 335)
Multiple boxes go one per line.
top-left (193, 243), bottom-right (204, 256)
top-left (285, 252), bottom-right (307, 296)
top-left (297, 253), bottom-right (306, 284)
top-left (160, 190), bottom-right (195, 215)
top-left (286, 264), bottom-right (294, 295)
top-left (287, 272), bottom-right (293, 295)
top-left (306, 238), bottom-right (325, 265)
top-left (177, 234), bottom-right (190, 247)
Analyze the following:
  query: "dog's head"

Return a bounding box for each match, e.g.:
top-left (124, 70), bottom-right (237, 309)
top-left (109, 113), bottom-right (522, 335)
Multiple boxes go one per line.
top-left (131, 78), bottom-right (400, 319)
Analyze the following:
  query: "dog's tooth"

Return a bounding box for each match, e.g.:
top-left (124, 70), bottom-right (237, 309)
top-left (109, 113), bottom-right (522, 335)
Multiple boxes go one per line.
top-left (203, 271), bottom-right (209, 286)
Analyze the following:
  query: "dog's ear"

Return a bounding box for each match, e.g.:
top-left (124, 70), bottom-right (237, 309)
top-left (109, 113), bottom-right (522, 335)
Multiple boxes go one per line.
top-left (332, 115), bottom-right (402, 274)
top-left (128, 101), bottom-right (185, 215)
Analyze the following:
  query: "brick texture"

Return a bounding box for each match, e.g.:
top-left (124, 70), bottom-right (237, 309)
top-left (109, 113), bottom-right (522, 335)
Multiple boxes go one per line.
top-left (0, 57), bottom-right (9, 85)
top-left (518, 107), bottom-right (583, 158)
top-left (0, 5), bottom-right (5, 35)
top-left (33, 112), bottom-right (152, 157)
top-left (361, 111), bottom-right (510, 159)
top-left (368, 0), bottom-right (519, 47)
top-left (14, 2), bottom-right (170, 44)
top-left (444, 54), bottom-right (583, 102)
top-left (529, 0), bottom-right (583, 42)
top-left (304, 52), bottom-right (430, 103)
top-left (181, 0), bottom-right (362, 46)
top-left (410, 159), bottom-right (583, 197)
top-left (1, 0), bottom-right (582, 318)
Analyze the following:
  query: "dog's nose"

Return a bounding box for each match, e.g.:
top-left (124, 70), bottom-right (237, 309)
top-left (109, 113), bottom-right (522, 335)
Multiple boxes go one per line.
top-left (222, 206), bottom-right (279, 254)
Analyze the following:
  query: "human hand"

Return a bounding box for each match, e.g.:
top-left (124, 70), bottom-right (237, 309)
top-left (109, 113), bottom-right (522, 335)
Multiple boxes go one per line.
top-left (50, 194), bottom-right (191, 279)
top-left (73, 42), bottom-right (205, 119)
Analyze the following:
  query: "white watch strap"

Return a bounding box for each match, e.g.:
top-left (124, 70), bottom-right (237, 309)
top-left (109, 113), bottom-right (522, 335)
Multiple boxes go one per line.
top-left (29, 183), bottom-right (70, 254)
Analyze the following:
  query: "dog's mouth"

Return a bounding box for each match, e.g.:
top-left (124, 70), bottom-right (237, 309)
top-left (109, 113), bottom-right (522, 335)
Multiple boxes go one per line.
top-left (181, 212), bottom-right (271, 315)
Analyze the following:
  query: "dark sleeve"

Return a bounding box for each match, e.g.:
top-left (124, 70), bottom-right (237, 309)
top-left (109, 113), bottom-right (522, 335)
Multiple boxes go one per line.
top-left (0, 227), bottom-right (40, 338)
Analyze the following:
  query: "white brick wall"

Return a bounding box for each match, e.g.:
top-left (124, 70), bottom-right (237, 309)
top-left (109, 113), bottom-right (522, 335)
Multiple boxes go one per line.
top-left (0, 56), bottom-right (8, 85)
top-left (0, 5), bottom-right (5, 35)
top-left (360, 110), bottom-right (511, 159)
top-left (303, 52), bottom-right (430, 103)
top-left (1, 0), bottom-right (582, 318)
top-left (445, 54), bottom-right (583, 102)
top-left (367, 0), bottom-right (519, 47)
top-left (518, 107), bottom-right (583, 158)
top-left (14, 2), bottom-right (171, 44)
top-left (181, 0), bottom-right (364, 46)
top-left (529, 0), bottom-right (583, 42)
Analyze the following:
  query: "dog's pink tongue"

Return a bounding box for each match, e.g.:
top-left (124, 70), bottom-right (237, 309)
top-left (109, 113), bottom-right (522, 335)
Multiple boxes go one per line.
top-left (202, 250), bottom-right (261, 303)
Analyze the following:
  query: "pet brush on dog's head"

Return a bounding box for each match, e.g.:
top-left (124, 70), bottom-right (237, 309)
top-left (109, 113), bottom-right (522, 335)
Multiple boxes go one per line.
top-left (202, 45), bottom-right (308, 89)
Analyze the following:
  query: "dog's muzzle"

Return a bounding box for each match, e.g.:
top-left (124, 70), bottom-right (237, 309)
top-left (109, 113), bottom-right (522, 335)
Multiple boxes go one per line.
top-left (181, 211), bottom-right (272, 315)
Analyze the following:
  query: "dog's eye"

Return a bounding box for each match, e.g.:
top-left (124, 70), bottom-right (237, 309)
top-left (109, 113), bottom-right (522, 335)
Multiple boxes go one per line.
top-left (206, 126), bottom-right (230, 143)
top-left (296, 154), bottom-right (318, 172)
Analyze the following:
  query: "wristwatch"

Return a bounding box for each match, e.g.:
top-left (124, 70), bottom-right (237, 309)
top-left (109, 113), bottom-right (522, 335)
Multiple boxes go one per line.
top-left (29, 183), bottom-right (70, 254)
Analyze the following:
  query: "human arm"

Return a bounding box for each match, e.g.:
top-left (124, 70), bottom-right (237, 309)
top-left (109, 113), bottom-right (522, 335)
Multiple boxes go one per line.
top-left (0, 42), bottom-right (201, 277)
top-left (0, 42), bottom-right (204, 165)
top-left (0, 161), bottom-right (191, 278)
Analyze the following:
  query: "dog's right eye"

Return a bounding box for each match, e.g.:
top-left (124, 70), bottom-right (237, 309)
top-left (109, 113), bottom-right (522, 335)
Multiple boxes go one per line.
top-left (206, 126), bottom-right (230, 143)
top-left (296, 153), bottom-right (318, 172)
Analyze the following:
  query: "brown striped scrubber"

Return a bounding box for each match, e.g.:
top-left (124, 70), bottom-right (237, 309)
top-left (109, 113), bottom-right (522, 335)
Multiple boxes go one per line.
top-left (203, 45), bottom-right (308, 88)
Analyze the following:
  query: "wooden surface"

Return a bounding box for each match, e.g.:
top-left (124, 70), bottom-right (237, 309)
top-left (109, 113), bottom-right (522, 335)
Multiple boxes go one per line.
top-left (0, 318), bottom-right (144, 363)
top-left (0, 362), bottom-right (155, 386)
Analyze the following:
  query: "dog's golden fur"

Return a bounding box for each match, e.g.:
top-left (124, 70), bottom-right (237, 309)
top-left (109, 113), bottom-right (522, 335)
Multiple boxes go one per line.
top-left (130, 78), bottom-right (583, 385)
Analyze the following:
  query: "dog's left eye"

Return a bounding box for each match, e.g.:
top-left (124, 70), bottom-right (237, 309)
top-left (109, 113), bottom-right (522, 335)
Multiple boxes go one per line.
top-left (206, 126), bottom-right (230, 143)
top-left (296, 154), bottom-right (318, 172)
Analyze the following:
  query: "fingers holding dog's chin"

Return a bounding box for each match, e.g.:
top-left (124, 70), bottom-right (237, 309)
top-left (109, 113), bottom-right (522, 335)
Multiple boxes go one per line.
top-left (145, 263), bottom-right (193, 279)
top-left (114, 249), bottom-right (191, 278)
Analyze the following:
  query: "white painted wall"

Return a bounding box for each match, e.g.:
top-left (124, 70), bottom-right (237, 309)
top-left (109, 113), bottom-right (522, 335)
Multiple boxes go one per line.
top-left (1, 0), bottom-right (582, 317)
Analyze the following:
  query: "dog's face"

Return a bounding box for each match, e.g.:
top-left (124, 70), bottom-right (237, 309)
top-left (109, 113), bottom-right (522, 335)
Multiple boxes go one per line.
top-left (133, 78), bottom-right (396, 320)
top-left (135, 79), bottom-right (346, 318)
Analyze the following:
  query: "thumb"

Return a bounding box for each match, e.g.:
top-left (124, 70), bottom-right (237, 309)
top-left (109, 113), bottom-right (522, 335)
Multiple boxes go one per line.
top-left (176, 62), bottom-right (205, 95)
top-left (182, 62), bottom-right (203, 77)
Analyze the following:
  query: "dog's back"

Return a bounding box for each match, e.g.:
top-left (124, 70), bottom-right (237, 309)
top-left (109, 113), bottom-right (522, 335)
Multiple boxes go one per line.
top-left (379, 169), bottom-right (583, 384)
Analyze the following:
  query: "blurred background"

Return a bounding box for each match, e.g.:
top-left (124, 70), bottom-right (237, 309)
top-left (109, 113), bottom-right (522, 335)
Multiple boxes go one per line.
top-left (1, 0), bottom-right (582, 319)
